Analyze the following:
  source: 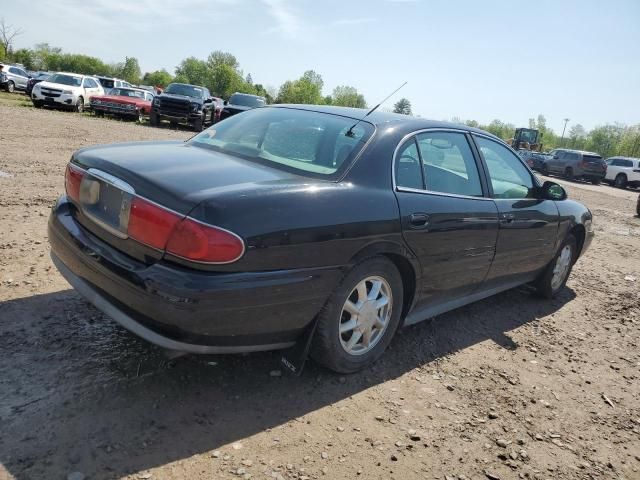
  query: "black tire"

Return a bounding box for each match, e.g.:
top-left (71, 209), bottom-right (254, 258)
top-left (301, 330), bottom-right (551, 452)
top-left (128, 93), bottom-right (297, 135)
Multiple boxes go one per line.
top-left (614, 173), bottom-right (627, 189)
top-left (6, 81), bottom-right (14, 93)
top-left (136, 109), bottom-right (144, 123)
top-left (534, 234), bottom-right (577, 299)
top-left (591, 177), bottom-right (601, 185)
top-left (150, 113), bottom-right (160, 126)
top-left (32, 100), bottom-right (43, 109)
top-left (95, 110), bottom-right (105, 117)
top-left (169, 121), bottom-right (178, 128)
top-left (193, 114), bottom-right (205, 132)
top-left (310, 256), bottom-right (404, 373)
top-left (564, 167), bottom-right (574, 181)
top-left (75, 97), bottom-right (84, 113)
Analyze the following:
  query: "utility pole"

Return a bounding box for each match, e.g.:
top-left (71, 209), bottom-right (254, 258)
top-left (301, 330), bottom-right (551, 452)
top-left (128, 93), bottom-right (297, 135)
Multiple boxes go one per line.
top-left (560, 118), bottom-right (570, 147)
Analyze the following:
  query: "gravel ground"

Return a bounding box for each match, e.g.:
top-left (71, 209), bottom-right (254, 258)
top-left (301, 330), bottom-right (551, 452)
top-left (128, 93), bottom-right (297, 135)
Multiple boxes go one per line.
top-left (0, 103), bottom-right (639, 480)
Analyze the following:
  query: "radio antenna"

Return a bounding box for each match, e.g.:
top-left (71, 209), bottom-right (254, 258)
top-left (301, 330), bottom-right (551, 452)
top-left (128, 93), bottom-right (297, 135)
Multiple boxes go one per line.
top-left (345, 81), bottom-right (407, 137)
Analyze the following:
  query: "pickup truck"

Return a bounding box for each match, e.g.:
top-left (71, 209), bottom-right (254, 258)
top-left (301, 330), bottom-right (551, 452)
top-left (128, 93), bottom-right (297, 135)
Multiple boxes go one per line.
top-left (150, 83), bottom-right (216, 131)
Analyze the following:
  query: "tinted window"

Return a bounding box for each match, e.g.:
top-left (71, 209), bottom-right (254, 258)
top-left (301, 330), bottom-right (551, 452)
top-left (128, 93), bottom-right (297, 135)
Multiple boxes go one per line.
top-left (395, 139), bottom-right (423, 190)
top-left (229, 94), bottom-right (266, 108)
top-left (416, 132), bottom-right (482, 197)
top-left (475, 136), bottom-right (534, 199)
top-left (48, 74), bottom-right (82, 87)
top-left (83, 78), bottom-right (98, 88)
top-left (190, 107), bottom-right (374, 179)
top-left (165, 83), bottom-right (203, 98)
top-left (621, 159), bottom-right (633, 167)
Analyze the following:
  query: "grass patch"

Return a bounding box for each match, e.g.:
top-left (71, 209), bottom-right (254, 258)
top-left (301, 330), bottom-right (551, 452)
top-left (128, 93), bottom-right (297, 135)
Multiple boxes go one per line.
top-left (0, 90), bottom-right (33, 108)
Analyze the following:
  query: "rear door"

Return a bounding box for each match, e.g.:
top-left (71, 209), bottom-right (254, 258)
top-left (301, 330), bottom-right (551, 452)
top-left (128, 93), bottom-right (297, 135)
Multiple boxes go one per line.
top-left (394, 130), bottom-right (499, 308)
top-left (472, 135), bottom-right (559, 287)
top-left (9, 67), bottom-right (28, 89)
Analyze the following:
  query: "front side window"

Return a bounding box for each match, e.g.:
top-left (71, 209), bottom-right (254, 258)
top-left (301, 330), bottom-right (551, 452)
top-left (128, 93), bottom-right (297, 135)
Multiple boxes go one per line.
top-left (415, 132), bottom-right (482, 197)
top-left (190, 107), bottom-right (374, 178)
top-left (475, 136), bottom-right (534, 199)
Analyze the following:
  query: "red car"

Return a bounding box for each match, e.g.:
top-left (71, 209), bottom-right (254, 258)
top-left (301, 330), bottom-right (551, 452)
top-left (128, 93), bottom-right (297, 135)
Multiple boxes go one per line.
top-left (90, 87), bottom-right (155, 122)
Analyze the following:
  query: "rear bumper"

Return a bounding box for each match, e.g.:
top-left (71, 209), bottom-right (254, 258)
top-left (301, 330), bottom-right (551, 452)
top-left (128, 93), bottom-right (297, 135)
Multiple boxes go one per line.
top-left (49, 197), bottom-right (342, 353)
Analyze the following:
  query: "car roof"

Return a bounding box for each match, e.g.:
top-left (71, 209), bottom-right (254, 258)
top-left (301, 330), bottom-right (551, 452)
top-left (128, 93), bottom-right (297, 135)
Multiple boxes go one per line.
top-left (272, 104), bottom-right (500, 139)
top-left (607, 156), bottom-right (639, 160)
top-left (553, 148), bottom-right (601, 156)
top-left (54, 72), bottom-right (85, 78)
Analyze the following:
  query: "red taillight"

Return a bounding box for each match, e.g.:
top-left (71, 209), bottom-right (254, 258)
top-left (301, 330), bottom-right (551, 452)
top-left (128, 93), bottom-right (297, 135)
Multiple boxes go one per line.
top-left (65, 163), bottom-right (85, 202)
top-left (166, 218), bottom-right (245, 264)
top-left (127, 197), bottom-right (181, 250)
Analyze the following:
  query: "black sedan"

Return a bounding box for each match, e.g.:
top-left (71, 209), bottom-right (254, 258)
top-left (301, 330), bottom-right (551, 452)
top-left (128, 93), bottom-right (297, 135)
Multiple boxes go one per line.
top-left (219, 92), bottom-right (266, 121)
top-left (49, 105), bottom-right (594, 373)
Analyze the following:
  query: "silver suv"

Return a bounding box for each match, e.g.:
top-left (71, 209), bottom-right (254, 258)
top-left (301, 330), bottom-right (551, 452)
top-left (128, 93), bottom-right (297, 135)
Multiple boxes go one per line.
top-left (0, 63), bottom-right (29, 92)
top-left (545, 148), bottom-right (607, 184)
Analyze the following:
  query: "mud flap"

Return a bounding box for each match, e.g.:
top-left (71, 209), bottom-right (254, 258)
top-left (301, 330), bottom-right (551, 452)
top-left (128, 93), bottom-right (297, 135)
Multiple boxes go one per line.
top-left (279, 318), bottom-right (318, 376)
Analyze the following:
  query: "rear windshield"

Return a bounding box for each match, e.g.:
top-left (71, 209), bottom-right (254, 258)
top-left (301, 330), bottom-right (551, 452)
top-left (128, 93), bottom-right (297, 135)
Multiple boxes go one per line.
top-left (190, 107), bottom-right (374, 179)
top-left (48, 74), bottom-right (82, 87)
top-left (229, 94), bottom-right (266, 108)
top-left (584, 155), bottom-right (603, 163)
top-left (109, 88), bottom-right (144, 98)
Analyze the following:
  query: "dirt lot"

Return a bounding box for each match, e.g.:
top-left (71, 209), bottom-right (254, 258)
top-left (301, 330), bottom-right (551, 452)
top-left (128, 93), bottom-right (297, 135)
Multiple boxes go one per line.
top-left (1, 100), bottom-right (639, 480)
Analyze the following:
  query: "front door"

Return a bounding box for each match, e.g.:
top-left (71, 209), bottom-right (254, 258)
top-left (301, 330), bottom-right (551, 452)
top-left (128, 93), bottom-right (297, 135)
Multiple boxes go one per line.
top-left (472, 135), bottom-right (559, 287)
top-left (394, 130), bottom-right (499, 311)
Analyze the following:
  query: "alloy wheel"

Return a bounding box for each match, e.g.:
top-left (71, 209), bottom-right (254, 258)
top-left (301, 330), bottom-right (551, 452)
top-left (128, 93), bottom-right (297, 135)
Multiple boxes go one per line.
top-left (339, 276), bottom-right (393, 356)
top-left (551, 245), bottom-right (572, 290)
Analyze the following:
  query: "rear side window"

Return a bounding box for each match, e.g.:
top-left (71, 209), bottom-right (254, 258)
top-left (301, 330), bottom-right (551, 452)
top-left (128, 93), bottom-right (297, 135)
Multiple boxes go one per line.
top-left (583, 154), bottom-right (603, 164)
top-left (475, 136), bottom-right (534, 199)
top-left (415, 132), bottom-right (482, 197)
top-left (395, 140), bottom-right (423, 190)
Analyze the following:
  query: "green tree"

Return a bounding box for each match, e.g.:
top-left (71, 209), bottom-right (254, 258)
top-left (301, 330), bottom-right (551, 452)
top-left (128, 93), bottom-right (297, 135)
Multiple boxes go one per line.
top-left (142, 69), bottom-right (173, 87)
top-left (568, 124), bottom-right (587, 149)
top-left (276, 70), bottom-right (324, 104)
top-left (174, 57), bottom-right (210, 86)
top-left (586, 124), bottom-right (625, 158)
top-left (10, 48), bottom-right (35, 69)
top-left (207, 51), bottom-right (239, 70)
top-left (119, 56), bottom-right (141, 84)
top-left (393, 98), bottom-right (412, 115)
top-left (331, 85), bottom-right (366, 108)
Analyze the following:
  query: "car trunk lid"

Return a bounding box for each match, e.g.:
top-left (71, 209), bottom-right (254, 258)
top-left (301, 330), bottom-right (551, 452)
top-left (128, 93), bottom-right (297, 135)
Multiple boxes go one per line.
top-left (68, 141), bottom-right (304, 262)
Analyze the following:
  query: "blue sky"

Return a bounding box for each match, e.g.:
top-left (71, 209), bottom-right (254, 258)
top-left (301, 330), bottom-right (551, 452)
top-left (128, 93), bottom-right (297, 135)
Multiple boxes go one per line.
top-left (4, 0), bottom-right (639, 133)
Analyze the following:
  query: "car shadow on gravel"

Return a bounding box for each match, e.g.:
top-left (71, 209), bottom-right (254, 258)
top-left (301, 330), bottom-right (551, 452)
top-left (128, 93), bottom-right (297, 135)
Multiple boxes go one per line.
top-left (0, 285), bottom-right (576, 479)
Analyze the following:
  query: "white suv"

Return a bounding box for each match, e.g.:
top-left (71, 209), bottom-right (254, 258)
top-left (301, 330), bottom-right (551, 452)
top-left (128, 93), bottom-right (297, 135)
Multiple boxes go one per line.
top-left (605, 157), bottom-right (640, 189)
top-left (31, 72), bottom-right (104, 112)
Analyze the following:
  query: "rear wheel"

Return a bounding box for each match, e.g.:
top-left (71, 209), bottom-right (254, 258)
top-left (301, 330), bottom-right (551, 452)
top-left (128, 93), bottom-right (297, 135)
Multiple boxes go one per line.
top-left (6, 81), bottom-right (14, 93)
top-left (591, 177), bottom-right (601, 185)
top-left (614, 173), bottom-right (627, 189)
top-left (32, 100), bottom-right (43, 109)
top-left (534, 234), bottom-right (577, 299)
top-left (136, 109), bottom-right (144, 123)
top-left (311, 257), bottom-right (403, 373)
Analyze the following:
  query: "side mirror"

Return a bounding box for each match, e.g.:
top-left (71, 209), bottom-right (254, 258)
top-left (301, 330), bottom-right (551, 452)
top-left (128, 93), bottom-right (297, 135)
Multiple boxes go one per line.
top-left (540, 181), bottom-right (567, 201)
top-left (224, 100), bottom-right (228, 106)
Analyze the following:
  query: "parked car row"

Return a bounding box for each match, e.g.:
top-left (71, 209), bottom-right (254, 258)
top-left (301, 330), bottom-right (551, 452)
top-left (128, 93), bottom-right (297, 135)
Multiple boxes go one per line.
top-left (519, 147), bottom-right (639, 191)
top-left (1, 61), bottom-right (268, 132)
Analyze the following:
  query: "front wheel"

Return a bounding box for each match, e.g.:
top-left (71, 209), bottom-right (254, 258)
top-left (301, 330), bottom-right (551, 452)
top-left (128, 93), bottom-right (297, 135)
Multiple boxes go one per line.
top-left (564, 167), bottom-right (574, 181)
top-left (534, 234), bottom-right (577, 299)
top-left (591, 177), bottom-right (601, 185)
top-left (193, 114), bottom-right (205, 131)
top-left (6, 81), bottom-right (14, 93)
top-left (149, 113), bottom-right (160, 126)
top-left (75, 97), bottom-right (84, 113)
top-left (311, 257), bottom-right (403, 373)
top-left (33, 100), bottom-right (43, 108)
